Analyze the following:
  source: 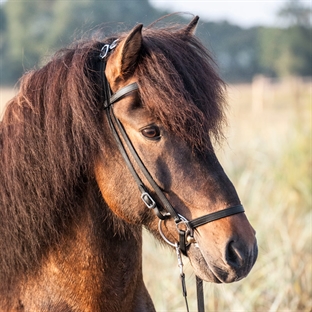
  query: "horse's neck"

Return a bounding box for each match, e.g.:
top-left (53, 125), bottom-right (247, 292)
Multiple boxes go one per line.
top-left (17, 205), bottom-right (155, 312)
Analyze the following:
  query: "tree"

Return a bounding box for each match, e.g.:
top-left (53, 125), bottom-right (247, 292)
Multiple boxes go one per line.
top-left (0, 5), bottom-right (7, 84)
top-left (278, 0), bottom-right (312, 27)
top-left (1, 0), bottom-right (311, 84)
top-left (1, 0), bottom-right (162, 84)
top-left (259, 0), bottom-right (312, 77)
top-left (198, 21), bottom-right (262, 82)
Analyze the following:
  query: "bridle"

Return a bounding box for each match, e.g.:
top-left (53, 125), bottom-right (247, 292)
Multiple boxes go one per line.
top-left (98, 40), bottom-right (244, 312)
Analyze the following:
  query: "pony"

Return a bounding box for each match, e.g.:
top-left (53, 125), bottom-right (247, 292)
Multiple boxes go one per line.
top-left (0, 16), bottom-right (257, 311)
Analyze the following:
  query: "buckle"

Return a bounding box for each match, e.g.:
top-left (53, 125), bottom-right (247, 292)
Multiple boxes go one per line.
top-left (176, 214), bottom-right (191, 231)
top-left (176, 214), bottom-right (196, 246)
top-left (141, 192), bottom-right (156, 209)
top-left (99, 39), bottom-right (119, 59)
top-left (99, 44), bottom-right (110, 59)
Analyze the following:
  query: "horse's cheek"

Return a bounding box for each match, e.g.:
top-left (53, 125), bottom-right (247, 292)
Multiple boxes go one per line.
top-left (94, 161), bottom-right (143, 223)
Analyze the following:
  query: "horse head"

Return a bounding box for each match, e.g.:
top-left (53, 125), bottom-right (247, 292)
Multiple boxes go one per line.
top-left (95, 17), bottom-right (257, 284)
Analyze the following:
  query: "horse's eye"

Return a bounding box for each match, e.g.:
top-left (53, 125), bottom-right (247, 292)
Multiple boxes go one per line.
top-left (141, 126), bottom-right (161, 140)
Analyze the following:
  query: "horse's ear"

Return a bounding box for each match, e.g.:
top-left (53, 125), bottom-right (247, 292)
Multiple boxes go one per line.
top-left (107, 24), bottom-right (143, 83)
top-left (183, 16), bottom-right (200, 35)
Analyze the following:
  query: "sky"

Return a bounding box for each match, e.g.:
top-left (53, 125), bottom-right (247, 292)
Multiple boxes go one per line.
top-left (149, 0), bottom-right (311, 27)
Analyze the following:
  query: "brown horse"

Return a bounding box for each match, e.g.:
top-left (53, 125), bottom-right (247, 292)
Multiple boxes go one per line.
top-left (0, 16), bottom-right (257, 311)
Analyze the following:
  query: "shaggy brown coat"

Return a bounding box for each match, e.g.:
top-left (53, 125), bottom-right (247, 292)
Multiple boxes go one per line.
top-left (0, 23), bottom-right (226, 305)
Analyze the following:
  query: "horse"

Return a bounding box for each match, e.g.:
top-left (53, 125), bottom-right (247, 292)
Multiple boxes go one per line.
top-left (0, 16), bottom-right (257, 311)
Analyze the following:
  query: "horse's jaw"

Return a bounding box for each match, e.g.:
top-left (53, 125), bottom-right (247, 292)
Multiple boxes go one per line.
top-left (187, 245), bottom-right (255, 283)
top-left (187, 225), bottom-right (258, 284)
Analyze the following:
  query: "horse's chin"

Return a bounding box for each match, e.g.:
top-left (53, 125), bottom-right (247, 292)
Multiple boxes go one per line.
top-left (186, 244), bottom-right (245, 284)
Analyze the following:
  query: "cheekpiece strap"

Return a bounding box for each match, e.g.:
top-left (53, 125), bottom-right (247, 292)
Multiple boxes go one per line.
top-left (99, 39), bottom-right (119, 109)
top-left (99, 39), bottom-right (138, 109)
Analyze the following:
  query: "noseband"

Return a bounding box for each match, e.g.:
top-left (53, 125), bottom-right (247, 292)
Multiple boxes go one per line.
top-left (98, 40), bottom-right (244, 312)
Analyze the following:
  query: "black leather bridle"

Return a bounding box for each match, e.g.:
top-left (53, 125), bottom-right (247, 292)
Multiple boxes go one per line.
top-left (98, 40), bottom-right (244, 312)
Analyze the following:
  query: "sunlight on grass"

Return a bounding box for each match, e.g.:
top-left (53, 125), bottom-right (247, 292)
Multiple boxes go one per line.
top-left (143, 81), bottom-right (312, 311)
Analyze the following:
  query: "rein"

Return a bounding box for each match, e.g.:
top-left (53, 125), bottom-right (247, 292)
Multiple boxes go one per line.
top-left (98, 41), bottom-right (244, 312)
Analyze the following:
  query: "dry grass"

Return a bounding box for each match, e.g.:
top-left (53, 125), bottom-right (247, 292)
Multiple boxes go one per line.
top-left (143, 80), bottom-right (312, 311)
top-left (1, 80), bottom-right (311, 311)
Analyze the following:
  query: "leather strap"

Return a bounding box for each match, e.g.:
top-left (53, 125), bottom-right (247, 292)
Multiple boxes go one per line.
top-left (188, 205), bottom-right (244, 229)
top-left (106, 82), bottom-right (139, 106)
top-left (196, 276), bottom-right (205, 312)
top-left (106, 107), bottom-right (145, 193)
top-left (111, 108), bottom-right (182, 223)
top-left (106, 104), bottom-right (169, 220)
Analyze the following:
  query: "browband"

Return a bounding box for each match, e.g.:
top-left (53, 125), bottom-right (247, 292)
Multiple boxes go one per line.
top-left (105, 82), bottom-right (139, 107)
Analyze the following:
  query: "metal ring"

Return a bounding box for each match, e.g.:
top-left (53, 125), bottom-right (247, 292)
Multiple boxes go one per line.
top-left (158, 217), bottom-right (177, 247)
top-left (109, 39), bottom-right (119, 50)
top-left (175, 214), bottom-right (191, 231)
top-left (99, 44), bottom-right (110, 59)
top-left (158, 214), bottom-right (193, 247)
top-left (99, 40), bottom-right (119, 59)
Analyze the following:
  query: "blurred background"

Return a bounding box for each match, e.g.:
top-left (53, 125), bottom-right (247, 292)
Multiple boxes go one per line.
top-left (0, 0), bottom-right (311, 84)
top-left (0, 0), bottom-right (311, 311)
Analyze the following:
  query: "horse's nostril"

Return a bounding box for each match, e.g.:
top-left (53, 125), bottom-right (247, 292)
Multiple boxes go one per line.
top-left (225, 240), bottom-right (244, 268)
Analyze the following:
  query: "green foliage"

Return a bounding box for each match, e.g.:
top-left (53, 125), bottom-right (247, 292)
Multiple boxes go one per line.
top-left (0, 5), bottom-right (6, 32)
top-left (198, 22), bottom-right (262, 82)
top-left (259, 0), bottom-right (312, 78)
top-left (278, 0), bottom-right (312, 27)
top-left (259, 25), bottom-right (312, 77)
top-left (0, 0), bottom-right (162, 84)
top-left (0, 0), bottom-right (311, 84)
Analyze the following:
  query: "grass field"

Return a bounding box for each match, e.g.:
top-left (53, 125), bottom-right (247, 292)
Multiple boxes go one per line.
top-left (1, 80), bottom-right (311, 311)
top-left (143, 80), bottom-right (312, 312)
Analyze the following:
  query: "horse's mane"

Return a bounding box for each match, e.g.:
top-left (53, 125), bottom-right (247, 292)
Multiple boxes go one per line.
top-left (0, 23), bottom-right (226, 290)
top-left (137, 26), bottom-right (227, 151)
top-left (0, 40), bottom-right (111, 290)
